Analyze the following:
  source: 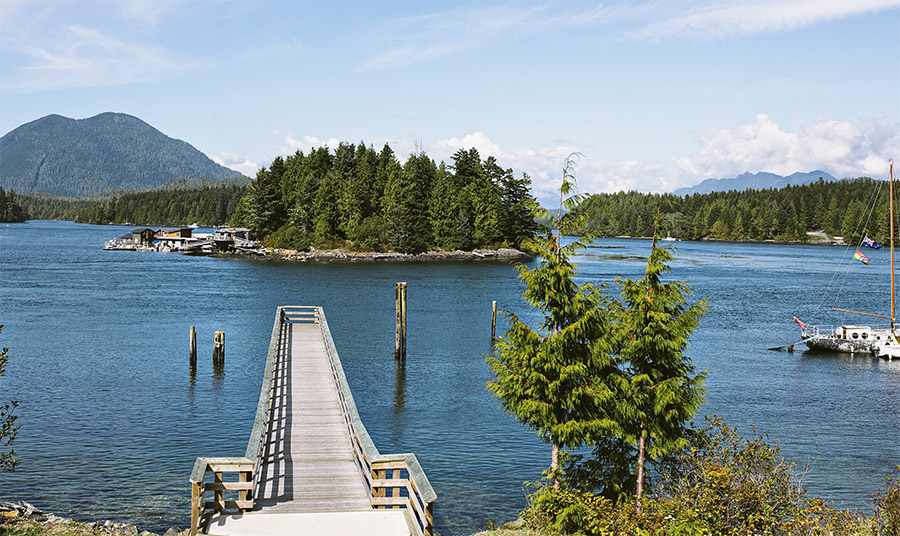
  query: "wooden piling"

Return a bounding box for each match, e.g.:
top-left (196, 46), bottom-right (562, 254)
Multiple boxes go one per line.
top-left (491, 301), bottom-right (497, 343)
top-left (395, 282), bottom-right (407, 362)
top-left (213, 331), bottom-right (225, 364)
top-left (190, 325), bottom-right (197, 370)
top-left (401, 282), bottom-right (407, 361)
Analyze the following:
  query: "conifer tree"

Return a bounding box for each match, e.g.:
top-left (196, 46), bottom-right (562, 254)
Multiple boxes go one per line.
top-left (617, 238), bottom-right (707, 512)
top-left (0, 325), bottom-right (18, 472)
top-left (488, 154), bottom-right (621, 487)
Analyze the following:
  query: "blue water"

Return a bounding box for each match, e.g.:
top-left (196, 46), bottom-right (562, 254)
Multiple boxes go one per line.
top-left (1, 221), bottom-right (898, 535)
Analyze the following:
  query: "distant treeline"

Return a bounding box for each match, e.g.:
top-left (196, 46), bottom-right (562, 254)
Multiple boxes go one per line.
top-left (576, 177), bottom-right (892, 244)
top-left (0, 187), bottom-right (29, 223)
top-left (232, 143), bottom-right (538, 253)
top-left (23, 185), bottom-right (246, 226)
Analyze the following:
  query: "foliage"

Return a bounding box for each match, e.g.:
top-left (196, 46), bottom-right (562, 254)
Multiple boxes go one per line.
top-left (575, 177), bottom-right (893, 245)
top-left (0, 325), bottom-right (19, 472)
top-left (263, 224), bottom-right (311, 251)
top-left (655, 416), bottom-right (871, 536)
top-left (488, 154), bottom-right (622, 484)
top-left (0, 187), bottom-right (29, 222)
top-left (522, 417), bottom-right (880, 536)
top-left (232, 143), bottom-right (538, 252)
top-left (617, 241), bottom-right (708, 508)
top-left (23, 185), bottom-right (245, 226)
top-left (0, 112), bottom-right (244, 197)
top-left (522, 487), bottom-right (651, 535)
top-left (872, 465), bottom-right (900, 536)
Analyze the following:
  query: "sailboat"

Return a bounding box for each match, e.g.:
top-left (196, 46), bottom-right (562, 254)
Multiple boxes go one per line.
top-left (795, 160), bottom-right (896, 358)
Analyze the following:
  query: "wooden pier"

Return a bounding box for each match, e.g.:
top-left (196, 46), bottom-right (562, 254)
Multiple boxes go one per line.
top-left (189, 306), bottom-right (436, 536)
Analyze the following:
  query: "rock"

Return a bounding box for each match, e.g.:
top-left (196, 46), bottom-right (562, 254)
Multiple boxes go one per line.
top-left (18, 501), bottom-right (41, 514)
top-left (164, 527), bottom-right (181, 536)
top-left (1, 511), bottom-right (18, 519)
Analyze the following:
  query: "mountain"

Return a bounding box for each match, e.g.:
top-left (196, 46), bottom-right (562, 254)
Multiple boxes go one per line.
top-left (0, 113), bottom-right (246, 197)
top-left (672, 170), bottom-right (837, 196)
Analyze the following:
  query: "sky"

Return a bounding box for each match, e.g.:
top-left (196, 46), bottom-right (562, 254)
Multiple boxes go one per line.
top-left (1, 0), bottom-right (899, 203)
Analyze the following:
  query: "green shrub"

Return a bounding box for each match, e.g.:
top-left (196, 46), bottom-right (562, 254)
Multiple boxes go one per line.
top-left (263, 224), bottom-right (311, 251)
top-left (873, 465), bottom-right (900, 536)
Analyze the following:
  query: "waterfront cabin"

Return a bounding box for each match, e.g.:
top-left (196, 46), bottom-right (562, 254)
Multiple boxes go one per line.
top-left (157, 227), bottom-right (194, 239)
top-left (213, 227), bottom-right (253, 252)
top-left (131, 228), bottom-right (156, 246)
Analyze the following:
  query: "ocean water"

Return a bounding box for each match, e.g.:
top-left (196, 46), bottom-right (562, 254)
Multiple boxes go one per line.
top-left (0, 221), bottom-right (898, 535)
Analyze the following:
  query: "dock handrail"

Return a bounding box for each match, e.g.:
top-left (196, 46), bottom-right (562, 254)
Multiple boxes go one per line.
top-left (316, 309), bottom-right (436, 536)
top-left (189, 306), bottom-right (435, 536)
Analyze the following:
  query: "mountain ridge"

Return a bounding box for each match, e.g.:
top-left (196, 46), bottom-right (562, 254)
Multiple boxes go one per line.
top-left (672, 170), bottom-right (838, 196)
top-left (0, 112), bottom-right (245, 197)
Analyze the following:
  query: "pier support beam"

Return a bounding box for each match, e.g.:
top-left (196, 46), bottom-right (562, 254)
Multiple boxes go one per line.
top-left (190, 325), bottom-right (197, 370)
top-left (491, 301), bottom-right (497, 343)
top-left (395, 282), bottom-right (407, 363)
top-left (213, 331), bottom-right (225, 366)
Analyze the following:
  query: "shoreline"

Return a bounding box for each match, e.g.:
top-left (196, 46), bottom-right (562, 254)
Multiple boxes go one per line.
top-left (213, 246), bottom-right (533, 263)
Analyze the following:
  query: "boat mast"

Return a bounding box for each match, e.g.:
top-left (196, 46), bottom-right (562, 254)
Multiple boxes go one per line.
top-left (892, 159), bottom-right (895, 330)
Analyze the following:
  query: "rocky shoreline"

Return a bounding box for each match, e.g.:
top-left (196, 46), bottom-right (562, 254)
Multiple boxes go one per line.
top-left (214, 247), bottom-right (532, 263)
top-left (0, 501), bottom-right (187, 536)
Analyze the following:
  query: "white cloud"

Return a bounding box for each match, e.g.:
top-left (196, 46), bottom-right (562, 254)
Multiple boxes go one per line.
top-left (264, 114), bottom-right (898, 203)
top-left (689, 113), bottom-right (899, 180)
top-left (210, 152), bottom-right (259, 178)
top-left (2, 22), bottom-right (201, 92)
top-left (629, 0), bottom-right (900, 42)
top-left (360, 0), bottom-right (900, 70)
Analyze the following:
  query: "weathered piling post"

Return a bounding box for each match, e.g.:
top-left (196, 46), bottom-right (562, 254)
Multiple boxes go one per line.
top-left (401, 282), bottom-right (407, 361)
top-left (395, 282), bottom-right (407, 362)
top-left (491, 301), bottom-right (497, 343)
top-left (189, 325), bottom-right (197, 370)
top-left (213, 331), bottom-right (225, 365)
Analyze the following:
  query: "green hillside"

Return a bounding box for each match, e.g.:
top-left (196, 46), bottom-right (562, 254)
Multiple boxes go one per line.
top-left (0, 113), bottom-right (245, 197)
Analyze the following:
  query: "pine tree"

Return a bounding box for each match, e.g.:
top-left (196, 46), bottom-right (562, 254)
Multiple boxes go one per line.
top-left (617, 239), bottom-right (707, 512)
top-left (488, 155), bottom-right (620, 487)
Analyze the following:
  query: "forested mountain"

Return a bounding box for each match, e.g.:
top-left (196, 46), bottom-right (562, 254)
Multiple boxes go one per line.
top-left (576, 177), bottom-right (892, 244)
top-left (23, 185), bottom-right (245, 226)
top-left (0, 187), bottom-right (28, 223)
top-left (0, 113), bottom-right (245, 197)
top-left (233, 143), bottom-right (538, 253)
top-left (672, 170), bottom-right (837, 196)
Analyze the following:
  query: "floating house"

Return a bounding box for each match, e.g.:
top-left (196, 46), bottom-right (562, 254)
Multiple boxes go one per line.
top-left (214, 227), bottom-right (253, 251)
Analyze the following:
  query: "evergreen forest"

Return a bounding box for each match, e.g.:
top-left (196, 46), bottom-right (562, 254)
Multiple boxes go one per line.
top-left (231, 143), bottom-right (539, 253)
top-left (576, 177), bottom-right (893, 245)
top-left (0, 187), bottom-right (29, 223)
top-left (23, 185), bottom-right (245, 227)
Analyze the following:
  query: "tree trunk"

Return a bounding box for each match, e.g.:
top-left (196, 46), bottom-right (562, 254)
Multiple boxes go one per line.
top-left (551, 442), bottom-right (560, 489)
top-left (636, 433), bottom-right (646, 514)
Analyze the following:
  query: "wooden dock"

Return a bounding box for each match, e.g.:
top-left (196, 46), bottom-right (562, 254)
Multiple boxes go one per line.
top-left (189, 307), bottom-right (435, 536)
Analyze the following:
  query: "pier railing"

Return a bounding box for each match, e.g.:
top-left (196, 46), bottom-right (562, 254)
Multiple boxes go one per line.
top-left (188, 306), bottom-right (435, 536)
top-left (317, 309), bottom-right (437, 536)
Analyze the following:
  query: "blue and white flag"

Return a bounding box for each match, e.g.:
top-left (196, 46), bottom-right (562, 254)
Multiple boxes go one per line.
top-left (862, 236), bottom-right (883, 249)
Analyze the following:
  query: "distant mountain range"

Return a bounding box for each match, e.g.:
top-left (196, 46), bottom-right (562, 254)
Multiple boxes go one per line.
top-left (672, 170), bottom-right (838, 196)
top-left (0, 113), bottom-right (245, 197)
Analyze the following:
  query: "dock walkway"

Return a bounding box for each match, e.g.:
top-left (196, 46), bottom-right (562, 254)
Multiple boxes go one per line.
top-left (189, 307), bottom-right (435, 536)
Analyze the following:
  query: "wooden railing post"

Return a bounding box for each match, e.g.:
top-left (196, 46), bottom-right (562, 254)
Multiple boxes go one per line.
top-left (190, 481), bottom-right (201, 536)
top-left (214, 471), bottom-right (223, 511)
top-left (425, 501), bottom-right (434, 536)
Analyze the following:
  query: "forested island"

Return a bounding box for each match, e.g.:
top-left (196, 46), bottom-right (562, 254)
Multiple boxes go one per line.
top-left (0, 187), bottom-right (29, 223)
top-left (576, 177), bottom-right (890, 244)
top-left (230, 143), bottom-right (538, 254)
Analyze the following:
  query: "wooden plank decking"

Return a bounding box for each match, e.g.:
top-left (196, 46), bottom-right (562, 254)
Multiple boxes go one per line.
top-left (253, 323), bottom-right (371, 513)
top-left (190, 306), bottom-right (435, 536)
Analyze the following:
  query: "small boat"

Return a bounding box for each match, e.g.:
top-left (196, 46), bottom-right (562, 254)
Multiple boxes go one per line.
top-left (797, 160), bottom-right (896, 356)
top-left (662, 235), bottom-right (678, 242)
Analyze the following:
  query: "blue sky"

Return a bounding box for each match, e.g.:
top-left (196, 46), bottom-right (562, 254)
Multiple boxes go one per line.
top-left (1, 0), bottom-right (898, 202)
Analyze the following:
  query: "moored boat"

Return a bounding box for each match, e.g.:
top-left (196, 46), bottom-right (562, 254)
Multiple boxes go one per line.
top-left (796, 160), bottom-right (896, 357)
